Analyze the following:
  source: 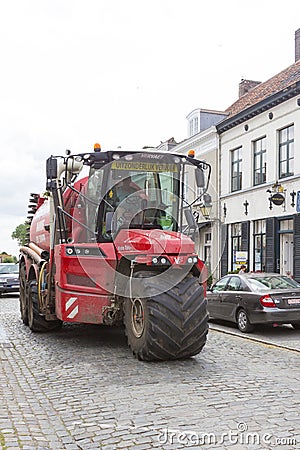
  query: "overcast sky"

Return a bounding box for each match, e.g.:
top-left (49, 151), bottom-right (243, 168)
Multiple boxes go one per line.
top-left (1, 0), bottom-right (300, 256)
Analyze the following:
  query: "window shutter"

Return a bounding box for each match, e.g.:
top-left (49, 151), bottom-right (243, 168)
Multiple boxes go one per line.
top-left (221, 224), bottom-right (228, 276)
top-left (293, 215), bottom-right (300, 282)
top-left (241, 221), bottom-right (250, 253)
top-left (265, 217), bottom-right (276, 272)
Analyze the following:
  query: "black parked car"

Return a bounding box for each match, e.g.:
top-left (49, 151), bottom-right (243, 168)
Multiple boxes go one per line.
top-left (207, 273), bottom-right (300, 332)
top-left (0, 263), bottom-right (20, 296)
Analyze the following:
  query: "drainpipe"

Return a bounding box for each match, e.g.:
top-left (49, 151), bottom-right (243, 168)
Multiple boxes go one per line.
top-left (217, 131), bottom-right (222, 279)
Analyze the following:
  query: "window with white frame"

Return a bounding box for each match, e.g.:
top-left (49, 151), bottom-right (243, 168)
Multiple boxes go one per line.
top-left (253, 137), bottom-right (266, 186)
top-left (231, 223), bottom-right (242, 271)
top-left (231, 147), bottom-right (242, 192)
top-left (279, 125), bottom-right (294, 178)
top-left (189, 117), bottom-right (199, 137)
top-left (253, 219), bottom-right (266, 272)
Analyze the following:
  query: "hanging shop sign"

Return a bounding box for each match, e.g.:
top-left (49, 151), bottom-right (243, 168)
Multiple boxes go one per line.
top-left (270, 193), bottom-right (285, 206)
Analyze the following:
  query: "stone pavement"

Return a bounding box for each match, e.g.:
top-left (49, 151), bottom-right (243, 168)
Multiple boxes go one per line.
top-left (0, 296), bottom-right (299, 449)
top-left (209, 321), bottom-right (300, 352)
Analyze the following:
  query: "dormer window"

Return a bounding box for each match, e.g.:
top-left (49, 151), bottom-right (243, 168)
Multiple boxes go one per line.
top-left (189, 117), bottom-right (199, 137)
top-left (186, 108), bottom-right (226, 138)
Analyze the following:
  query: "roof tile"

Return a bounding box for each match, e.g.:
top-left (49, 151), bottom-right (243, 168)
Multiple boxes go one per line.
top-left (226, 59), bottom-right (300, 117)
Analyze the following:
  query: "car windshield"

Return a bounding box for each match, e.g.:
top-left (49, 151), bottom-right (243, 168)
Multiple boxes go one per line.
top-left (247, 275), bottom-right (300, 292)
top-left (0, 264), bottom-right (18, 274)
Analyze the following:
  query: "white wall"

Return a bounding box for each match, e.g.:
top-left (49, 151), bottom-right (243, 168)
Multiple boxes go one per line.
top-left (220, 96), bottom-right (300, 223)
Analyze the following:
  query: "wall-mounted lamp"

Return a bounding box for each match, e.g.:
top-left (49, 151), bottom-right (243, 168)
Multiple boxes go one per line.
top-left (223, 203), bottom-right (227, 218)
top-left (199, 193), bottom-right (212, 220)
top-left (243, 200), bottom-right (249, 215)
top-left (290, 190), bottom-right (296, 207)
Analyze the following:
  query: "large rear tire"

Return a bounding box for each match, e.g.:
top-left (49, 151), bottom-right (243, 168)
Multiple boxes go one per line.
top-left (28, 281), bottom-right (62, 332)
top-left (124, 271), bottom-right (208, 361)
top-left (19, 262), bottom-right (29, 325)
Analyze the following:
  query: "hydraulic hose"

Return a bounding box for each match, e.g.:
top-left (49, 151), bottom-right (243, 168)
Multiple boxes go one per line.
top-left (38, 261), bottom-right (48, 308)
top-left (20, 246), bottom-right (42, 265)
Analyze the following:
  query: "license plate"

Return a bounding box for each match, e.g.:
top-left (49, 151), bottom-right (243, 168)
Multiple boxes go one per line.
top-left (287, 298), bottom-right (300, 305)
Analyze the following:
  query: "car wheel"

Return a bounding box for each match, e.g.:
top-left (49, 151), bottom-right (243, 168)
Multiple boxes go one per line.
top-left (291, 323), bottom-right (300, 330)
top-left (237, 309), bottom-right (255, 333)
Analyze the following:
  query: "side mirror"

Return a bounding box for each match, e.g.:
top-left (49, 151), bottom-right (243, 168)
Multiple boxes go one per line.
top-left (46, 157), bottom-right (58, 179)
top-left (184, 208), bottom-right (197, 229)
top-left (195, 168), bottom-right (205, 188)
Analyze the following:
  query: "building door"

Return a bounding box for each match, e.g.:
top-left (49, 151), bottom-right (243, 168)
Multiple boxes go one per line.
top-left (279, 219), bottom-right (293, 276)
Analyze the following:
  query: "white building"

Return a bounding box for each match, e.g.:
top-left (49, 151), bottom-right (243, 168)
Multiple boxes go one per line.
top-left (169, 28), bottom-right (300, 282)
top-left (166, 109), bottom-right (226, 280)
top-left (217, 28), bottom-right (300, 280)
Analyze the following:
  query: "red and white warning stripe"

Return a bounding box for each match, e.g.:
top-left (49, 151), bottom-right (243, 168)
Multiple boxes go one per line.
top-left (66, 296), bottom-right (79, 319)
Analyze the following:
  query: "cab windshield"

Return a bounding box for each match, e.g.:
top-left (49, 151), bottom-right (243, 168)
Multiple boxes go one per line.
top-left (87, 163), bottom-right (180, 241)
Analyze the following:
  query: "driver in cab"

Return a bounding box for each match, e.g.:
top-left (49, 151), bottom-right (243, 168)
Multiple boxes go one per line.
top-left (111, 176), bottom-right (146, 231)
top-left (115, 176), bottom-right (139, 203)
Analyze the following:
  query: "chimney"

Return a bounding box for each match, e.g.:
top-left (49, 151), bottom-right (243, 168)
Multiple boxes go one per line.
top-left (295, 28), bottom-right (300, 62)
top-left (239, 79), bottom-right (261, 98)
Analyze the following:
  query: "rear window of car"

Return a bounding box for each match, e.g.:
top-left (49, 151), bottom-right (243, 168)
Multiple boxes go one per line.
top-left (248, 275), bottom-right (300, 291)
top-left (247, 278), bottom-right (270, 292)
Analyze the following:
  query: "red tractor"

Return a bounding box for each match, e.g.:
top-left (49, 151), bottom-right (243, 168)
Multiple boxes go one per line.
top-left (19, 145), bottom-right (211, 361)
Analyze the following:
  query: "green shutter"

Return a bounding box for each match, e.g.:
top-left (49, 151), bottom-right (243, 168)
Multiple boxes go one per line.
top-left (265, 218), bottom-right (276, 272)
top-left (293, 215), bottom-right (300, 282)
top-left (221, 224), bottom-right (228, 276)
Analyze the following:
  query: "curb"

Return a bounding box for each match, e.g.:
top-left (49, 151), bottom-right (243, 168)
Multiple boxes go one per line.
top-left (209, 323), bottom-right (300, 353)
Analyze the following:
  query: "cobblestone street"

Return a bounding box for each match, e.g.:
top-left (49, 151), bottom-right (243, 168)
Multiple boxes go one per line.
top-left (1, 295), bottom-right (299, 450)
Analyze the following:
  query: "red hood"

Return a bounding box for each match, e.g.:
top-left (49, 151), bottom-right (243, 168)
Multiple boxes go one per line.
top-left (113, 229), bottom-right (195, 257)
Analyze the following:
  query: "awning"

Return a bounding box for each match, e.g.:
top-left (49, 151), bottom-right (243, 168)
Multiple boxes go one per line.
top-left (197, 221), bottom-right (212, 230)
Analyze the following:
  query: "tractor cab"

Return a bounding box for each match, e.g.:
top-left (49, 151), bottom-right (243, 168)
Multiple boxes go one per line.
top-left (84, 150), bottom-right (210, 244)
top-left (44, 147), bottom-right (210, 248)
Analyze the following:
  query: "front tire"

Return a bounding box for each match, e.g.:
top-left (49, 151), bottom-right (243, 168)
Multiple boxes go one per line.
top-left (237, 309), bottom-right (255, 333)
top-left (124, 271), bottom-right (208, 361)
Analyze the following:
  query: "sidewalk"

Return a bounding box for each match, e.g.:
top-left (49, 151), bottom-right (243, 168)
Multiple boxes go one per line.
top-left (209, 322), bottom-right (300, 352)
